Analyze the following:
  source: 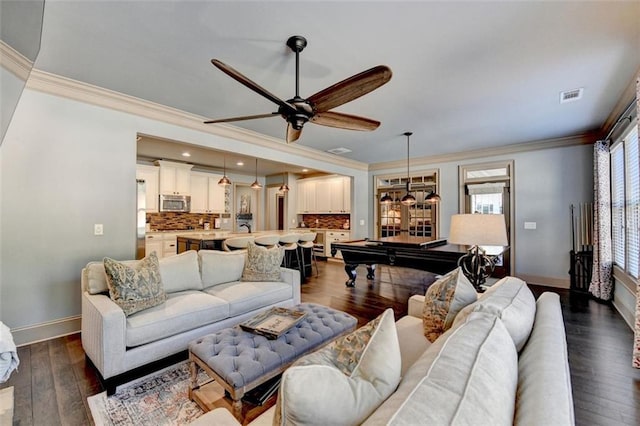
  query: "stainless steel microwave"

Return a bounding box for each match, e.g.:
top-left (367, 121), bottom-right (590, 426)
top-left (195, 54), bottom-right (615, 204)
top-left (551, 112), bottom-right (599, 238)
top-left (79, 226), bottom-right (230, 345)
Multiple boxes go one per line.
top-left (159, 194), bottom-right (191, 212)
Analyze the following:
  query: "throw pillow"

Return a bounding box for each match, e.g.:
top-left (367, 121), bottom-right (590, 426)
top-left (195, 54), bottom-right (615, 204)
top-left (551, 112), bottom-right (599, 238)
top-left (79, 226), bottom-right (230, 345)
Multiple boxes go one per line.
top-left (103, 251), bottom-right (167, 316)
top-left (241, 241), bottom-right (285, 282)
top-left (422, 267), bottom-right (477, 342)
top-left (273, 308), bottom-right (401, 426)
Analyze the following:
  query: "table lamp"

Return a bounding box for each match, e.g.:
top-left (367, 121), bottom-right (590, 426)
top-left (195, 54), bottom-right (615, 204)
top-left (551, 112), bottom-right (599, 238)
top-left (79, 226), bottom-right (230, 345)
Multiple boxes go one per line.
top-left (448, 214), bottom-right (508, 291)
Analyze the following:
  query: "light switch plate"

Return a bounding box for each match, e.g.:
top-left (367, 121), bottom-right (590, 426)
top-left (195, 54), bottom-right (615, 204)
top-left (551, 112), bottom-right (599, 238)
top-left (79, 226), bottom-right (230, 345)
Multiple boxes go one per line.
top-left (359, 219), bottom-right (365, 226)
top-left (524, 222), bottom-right (536, 230)
top-left (94, 224), bottom-right (104, 235)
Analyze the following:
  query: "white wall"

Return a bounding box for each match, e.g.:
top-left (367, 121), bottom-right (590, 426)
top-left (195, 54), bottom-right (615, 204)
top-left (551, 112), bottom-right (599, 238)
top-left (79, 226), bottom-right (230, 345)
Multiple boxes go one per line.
top-left (0, 88), bottom-right (369, 342)
top-left (370, 144), bottom-right (594, 285)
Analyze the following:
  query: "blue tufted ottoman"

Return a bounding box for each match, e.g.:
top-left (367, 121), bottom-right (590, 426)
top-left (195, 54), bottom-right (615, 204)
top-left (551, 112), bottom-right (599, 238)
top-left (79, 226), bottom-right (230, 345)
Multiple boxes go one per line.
top-left (188, 303), bottom-right (357, 417)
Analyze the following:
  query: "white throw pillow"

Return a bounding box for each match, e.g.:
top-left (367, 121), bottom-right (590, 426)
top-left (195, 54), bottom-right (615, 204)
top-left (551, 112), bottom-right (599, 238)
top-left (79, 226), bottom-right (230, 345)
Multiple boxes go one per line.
top-left (452, 276), bottom-right (536, 352)
top-left (364, 311), bottom-right (518, 426)
top-left (158, 250), bottom-right (203, 293)
top-left (273, 308), bottom-right (401, 426)
top-left (199, 250), bottom-right (246, 288)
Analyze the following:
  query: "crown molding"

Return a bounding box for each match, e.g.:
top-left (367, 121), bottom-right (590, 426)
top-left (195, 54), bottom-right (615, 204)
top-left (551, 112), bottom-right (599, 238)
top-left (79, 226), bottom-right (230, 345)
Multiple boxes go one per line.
top-left (601, 66), bottom-right (639, 136)
top-left (368, 132), bottom-right (599, 172)
top-left (24, 68), bottom-right (368, 172)
top-left (0, 40), bottom-right (33, 81)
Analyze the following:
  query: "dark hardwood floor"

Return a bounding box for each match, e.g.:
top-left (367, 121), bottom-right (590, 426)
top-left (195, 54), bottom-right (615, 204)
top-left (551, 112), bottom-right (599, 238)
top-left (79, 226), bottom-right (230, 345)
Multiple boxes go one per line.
top-left (2, 260), bottom-right (639, 425)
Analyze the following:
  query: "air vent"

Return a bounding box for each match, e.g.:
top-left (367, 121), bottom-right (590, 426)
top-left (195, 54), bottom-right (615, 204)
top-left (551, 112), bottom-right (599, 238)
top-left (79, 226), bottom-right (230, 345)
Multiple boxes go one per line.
top-left (560, 88), bottom-right (583, 104)
top-left (327, 147), bottom-right (352, 155)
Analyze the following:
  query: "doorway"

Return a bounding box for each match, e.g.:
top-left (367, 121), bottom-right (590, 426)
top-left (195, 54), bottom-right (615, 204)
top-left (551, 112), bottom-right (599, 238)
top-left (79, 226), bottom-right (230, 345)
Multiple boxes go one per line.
top-left (459, 161), bottom-right (514, 277)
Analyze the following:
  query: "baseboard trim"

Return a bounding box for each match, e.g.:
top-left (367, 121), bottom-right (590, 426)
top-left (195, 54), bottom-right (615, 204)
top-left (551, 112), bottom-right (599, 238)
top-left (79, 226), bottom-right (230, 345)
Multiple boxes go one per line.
top-left (612, 300), bottom-right (634, 330)
top-left (11, 315), bottom-right (81, 347)
top-left (517, 273), bottom-right (570, 289)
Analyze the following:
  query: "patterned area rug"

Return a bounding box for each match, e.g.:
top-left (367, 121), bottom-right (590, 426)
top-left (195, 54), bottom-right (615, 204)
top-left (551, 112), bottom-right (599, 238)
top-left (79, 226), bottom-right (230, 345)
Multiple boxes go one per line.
top-left (87, 361), bottom-right (206, 425)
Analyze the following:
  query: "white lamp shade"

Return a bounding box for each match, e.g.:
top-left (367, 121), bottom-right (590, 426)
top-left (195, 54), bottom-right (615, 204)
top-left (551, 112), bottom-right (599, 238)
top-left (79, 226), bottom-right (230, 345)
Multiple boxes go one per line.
top-left (448, 214), bottom-right (508, 246)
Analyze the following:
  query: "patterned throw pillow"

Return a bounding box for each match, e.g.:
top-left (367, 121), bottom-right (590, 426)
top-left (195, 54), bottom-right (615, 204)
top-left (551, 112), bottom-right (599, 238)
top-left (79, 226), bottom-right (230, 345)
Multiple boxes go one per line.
top-left (103, 251), bottom-right (167, 316)
top-left (423, 267), bottom-right (477, 342)
top-left (241, 241), bottom-right (285, 282)
top-left (273, 309), bottom-right (401, 426)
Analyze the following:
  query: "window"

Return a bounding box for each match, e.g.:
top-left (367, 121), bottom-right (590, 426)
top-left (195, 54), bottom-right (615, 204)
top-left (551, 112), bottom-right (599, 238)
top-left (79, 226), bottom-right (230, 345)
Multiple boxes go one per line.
top-left (611, 123), bottom-right (639, 278)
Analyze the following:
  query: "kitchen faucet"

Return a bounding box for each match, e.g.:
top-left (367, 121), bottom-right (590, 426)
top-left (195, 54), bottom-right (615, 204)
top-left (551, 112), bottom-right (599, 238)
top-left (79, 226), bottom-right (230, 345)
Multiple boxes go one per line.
top-left (239, 223), bottom-right (252, 233)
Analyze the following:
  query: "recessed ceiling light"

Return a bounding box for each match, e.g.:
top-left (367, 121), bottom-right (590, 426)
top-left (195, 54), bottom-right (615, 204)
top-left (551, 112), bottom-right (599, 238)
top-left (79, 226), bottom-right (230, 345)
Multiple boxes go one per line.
top-left (302, 169), bottom-right (309, 172)
top-left (236, 161), bottom-right (244, 166)
top-left (327, 147), bottom-right (352, 155)
top-left (559, 88), bottom-right (583, 104)
top-left (181, 152), bottom-right (191, 157)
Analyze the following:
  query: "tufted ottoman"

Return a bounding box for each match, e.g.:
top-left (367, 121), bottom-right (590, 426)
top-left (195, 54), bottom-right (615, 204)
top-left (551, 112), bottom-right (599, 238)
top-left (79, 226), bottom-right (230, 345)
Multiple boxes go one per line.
top-left (188, 303), bottom-right (357, 418)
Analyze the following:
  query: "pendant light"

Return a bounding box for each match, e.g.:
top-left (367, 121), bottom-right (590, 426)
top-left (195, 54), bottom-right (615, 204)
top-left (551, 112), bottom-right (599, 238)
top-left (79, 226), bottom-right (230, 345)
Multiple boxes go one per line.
top-left (425, 191), bottom-right (441, 203)
top-left (218, 156), bottom-right (231, 186)
top-left (400, 132), bottom-right (416, 206)
top-left (279, 172), bottom-right (289, 192)
top-left (380, 193), bottom-right (393, 204)
top-left (250, 158), bottom-right (262, 190)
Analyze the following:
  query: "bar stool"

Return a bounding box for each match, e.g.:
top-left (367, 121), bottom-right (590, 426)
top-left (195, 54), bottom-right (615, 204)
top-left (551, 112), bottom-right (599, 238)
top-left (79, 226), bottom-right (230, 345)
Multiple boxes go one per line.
top-left (254, 234), bottom-right (280, 248)
top-left (279, 233), bottom-right (301, 270)
top-left (298, 232), bottom-right (318, 277)
top-left (222, 236), bottom-right (255, 251)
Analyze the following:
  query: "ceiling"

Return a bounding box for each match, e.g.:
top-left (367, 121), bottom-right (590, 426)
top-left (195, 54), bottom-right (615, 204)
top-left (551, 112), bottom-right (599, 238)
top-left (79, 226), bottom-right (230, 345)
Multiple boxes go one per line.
top-left (26, 1), bottom-right (640, 165)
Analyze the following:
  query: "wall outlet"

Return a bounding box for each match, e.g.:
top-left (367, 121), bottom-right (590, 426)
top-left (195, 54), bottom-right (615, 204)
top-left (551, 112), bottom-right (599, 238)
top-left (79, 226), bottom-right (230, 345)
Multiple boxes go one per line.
top-left (94, 224), bottom-right (104, 235)
top-left (524, 222), bottom-right (537, 230)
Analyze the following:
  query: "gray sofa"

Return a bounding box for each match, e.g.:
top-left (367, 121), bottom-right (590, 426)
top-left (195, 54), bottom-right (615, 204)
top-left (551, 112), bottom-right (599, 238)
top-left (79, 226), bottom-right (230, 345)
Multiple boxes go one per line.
top-left (81, 250), bottom-right (300, 389)
top-left (195, 276), bottom-right (574, 425)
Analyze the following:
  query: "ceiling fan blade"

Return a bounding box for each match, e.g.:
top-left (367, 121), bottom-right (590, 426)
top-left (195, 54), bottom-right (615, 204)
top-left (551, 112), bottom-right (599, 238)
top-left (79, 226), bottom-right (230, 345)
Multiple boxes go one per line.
top-left (211, 59), bottom-right (296, 114)
top-left (311, 111), bottom-right (380, 131)
top-left (286, 123), bottom-right (302, 143)
top-left (204, 112), bottom-right (279, 124)
top-left (308, 65), bottom-right (392, 112)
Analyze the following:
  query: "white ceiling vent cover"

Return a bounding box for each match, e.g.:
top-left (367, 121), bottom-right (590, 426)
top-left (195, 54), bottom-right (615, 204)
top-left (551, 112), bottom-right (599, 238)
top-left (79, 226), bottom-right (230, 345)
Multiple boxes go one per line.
top-left (327, 147), bottom-right (352, 155)
top-left (560, 88), bottom-right (584, 104)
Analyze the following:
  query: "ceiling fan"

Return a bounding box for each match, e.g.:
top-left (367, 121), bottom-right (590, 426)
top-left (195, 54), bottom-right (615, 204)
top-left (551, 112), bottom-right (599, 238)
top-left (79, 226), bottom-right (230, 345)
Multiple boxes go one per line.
top-left (204, 35), bottom-right (392, 143)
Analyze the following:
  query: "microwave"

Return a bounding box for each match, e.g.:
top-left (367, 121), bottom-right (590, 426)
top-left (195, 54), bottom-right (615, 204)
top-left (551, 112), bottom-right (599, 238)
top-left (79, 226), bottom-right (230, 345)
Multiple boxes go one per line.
top-left (159, 194), bottom-right (191, 212)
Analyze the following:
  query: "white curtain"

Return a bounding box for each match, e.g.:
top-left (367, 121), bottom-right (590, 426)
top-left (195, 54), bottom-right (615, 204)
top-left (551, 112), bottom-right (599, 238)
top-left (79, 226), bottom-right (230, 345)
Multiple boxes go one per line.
top-left (633, 75), bottom-right (640, 369)
top-left (589, 140), bottom-right (614, 300)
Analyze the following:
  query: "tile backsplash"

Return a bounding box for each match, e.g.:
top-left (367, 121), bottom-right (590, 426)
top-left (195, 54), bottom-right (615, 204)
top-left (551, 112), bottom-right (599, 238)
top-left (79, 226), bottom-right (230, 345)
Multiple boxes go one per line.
top-left (301, 214), bottom-right (351, 230)
top-left (147, 212), bottom-right (219, 231)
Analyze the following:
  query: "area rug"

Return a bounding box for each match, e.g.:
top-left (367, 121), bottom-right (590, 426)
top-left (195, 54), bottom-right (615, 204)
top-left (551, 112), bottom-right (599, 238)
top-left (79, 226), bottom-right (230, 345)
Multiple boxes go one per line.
top-left (87, 361), bottom-right (207, 426)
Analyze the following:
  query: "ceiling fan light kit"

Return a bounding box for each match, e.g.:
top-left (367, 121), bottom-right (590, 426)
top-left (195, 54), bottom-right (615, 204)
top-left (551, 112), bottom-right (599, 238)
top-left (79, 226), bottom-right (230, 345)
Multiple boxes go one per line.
top-left (205, 35), bottom-right (392, 144)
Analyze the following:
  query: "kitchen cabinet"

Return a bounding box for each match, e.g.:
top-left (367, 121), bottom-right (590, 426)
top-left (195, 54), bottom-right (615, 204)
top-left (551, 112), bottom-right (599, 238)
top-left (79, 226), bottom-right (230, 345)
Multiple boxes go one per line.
top-left (296, 180), bottom-right (317, 213)
top-left (136, 164), bottom-right (159, 213)
top-left (325, 230), bottom-right (351, 259)
top-left (297, 176), bottom-right (350, 213)
top-left (156, 160), bottom-right (193, 195)
top-left (146, 233), bottom-right (179, 258)
top-left (145, 234), bottom-right (163, 258)
top-left (191, 172), bottom-right (225, 213)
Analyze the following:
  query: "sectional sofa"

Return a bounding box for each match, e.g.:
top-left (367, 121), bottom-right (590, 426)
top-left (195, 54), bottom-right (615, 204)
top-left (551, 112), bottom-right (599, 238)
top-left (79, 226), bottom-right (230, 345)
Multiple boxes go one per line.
top-left (196, 276), bottom-right (574, 425)
top-left (81, 249), bottom-right (300, 392)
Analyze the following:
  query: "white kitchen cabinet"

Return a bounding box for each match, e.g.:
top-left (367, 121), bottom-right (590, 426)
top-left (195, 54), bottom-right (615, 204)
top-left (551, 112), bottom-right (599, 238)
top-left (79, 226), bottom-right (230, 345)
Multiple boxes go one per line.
top-left (146, 233), bottom-right (179, 258)
top-left (163, 235), bottom-right (177, 257)
top-left (297, 176), bottom-right (351, 213)
top-left (296, 179), bottom-right (317, 213)
top-left (145, 234), bottom-right (163, 258)
top-left (156, 160), bottom-right (193, 195)
top-left (136, 164), bottom-right (159, 213)
top-left (191, 172), bottom-right (225, 213)
top-left (325, 230), bottom-right (351, 259)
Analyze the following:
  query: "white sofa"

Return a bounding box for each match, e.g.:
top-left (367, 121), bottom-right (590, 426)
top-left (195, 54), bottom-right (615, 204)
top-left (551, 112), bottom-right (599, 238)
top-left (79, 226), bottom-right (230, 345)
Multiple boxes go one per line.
top-left (81, 250), bottom-right (300, 391)
top-left (195, 277), bottom-right (574, 425)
